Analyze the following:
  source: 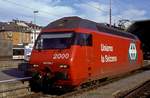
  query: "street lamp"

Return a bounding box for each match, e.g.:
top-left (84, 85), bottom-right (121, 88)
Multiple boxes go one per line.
top-left (33, 10), bottom-right (38, 43)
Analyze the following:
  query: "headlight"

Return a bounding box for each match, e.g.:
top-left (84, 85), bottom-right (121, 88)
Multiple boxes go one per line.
top-left (33, 64), bottom-right (39, 67)
top-left (59, 64), bottom-right (69, 68)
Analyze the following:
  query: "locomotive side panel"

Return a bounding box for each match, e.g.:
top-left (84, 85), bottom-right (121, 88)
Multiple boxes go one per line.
top-left (63, 30), bottom-right (143, 87)
top-left (91, 31), bottom-right (143, 80)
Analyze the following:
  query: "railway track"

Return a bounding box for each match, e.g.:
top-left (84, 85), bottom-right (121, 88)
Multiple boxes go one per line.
top-left (116, 80), bottom-right (150, 98)
top-left (20, 63), bottom-right (150, 98)
top-left (0, 77), bottom-right (32, 98)
top-left (0, 82), bottom-right (31, 98)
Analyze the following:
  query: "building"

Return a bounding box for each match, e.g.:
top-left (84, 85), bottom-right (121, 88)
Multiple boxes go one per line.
top-left (0, 20), bottom-right (42, 58)
top-left (25, 21), bottom-right (42, 44)
top-left (12, 20), bottom-right (42, 45)
top-left (0, 22), bottom-right (12, 58)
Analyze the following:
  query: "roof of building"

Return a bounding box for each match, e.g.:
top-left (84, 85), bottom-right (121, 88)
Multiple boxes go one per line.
top-left (0, 19), bottom-right (42, 33)
top-left (127, 20), bottom-right (150, 33)
top-left (127, 20), bottom-right (150, 50)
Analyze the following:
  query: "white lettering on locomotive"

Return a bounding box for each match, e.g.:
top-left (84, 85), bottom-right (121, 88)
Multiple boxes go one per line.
top-left (101, 55), bottom-right (117, 63)
top-left (101, 44), bottom-right (113, 52)
top-left (53, 53), bottom-right (69, 59)
top-left (100, 43), bottom-right (117, 63)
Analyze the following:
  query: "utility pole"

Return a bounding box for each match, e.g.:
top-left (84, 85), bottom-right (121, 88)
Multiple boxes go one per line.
top-left (109, 0), bottom-right (112, 27)
top-left (33, 10), bottom-right (38, 43)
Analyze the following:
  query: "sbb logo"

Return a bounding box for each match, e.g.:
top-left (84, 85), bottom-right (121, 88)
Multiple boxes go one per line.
top-left (128, 43), bottom-right (137, 61)
top-left (53, 53), bottom-right (70, 59)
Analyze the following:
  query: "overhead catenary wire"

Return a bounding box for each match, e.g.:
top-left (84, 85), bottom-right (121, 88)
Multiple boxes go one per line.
top-left (1, 0), bottom-right (132, 26)
top-left (2, 0), bottom-right (60, 17)
top-left (77, 0), bottom-right (108, 13)
top-left (77, 0), bottom-right (130, 24)
top-left (2, 0), bottom-right (110, 20)
top-left (0, 0), bottom-right (62, 25)
top-left (77, 0), bottom-right (113, 25)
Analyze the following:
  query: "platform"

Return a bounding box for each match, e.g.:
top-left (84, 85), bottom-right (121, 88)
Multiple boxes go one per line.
top-left (69, 69), bottom-right (150, 98)
top-left (0, 68), bottom-right (31, 98)
top-left (0, 60), bottom-right (23, 70)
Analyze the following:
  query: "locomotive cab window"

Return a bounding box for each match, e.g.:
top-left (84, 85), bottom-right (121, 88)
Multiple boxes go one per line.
top-left (35, 32), bottom-right (92, 50)
top-left (75, 33), bottom-right (92, 46)
top-left (35, 33), bottom-right (74, 50)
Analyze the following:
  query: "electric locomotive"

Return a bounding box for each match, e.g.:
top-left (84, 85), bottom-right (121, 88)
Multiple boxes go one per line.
top-left (29, 16), bottom-right (143, 90)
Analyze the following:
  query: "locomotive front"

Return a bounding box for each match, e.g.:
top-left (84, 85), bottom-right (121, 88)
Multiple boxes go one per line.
top-left (29, 30), bottom-right (92, 89)
top-left (29, 32), bottom-right (73, 88)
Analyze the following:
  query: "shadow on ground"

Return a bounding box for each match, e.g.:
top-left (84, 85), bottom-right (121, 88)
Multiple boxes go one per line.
top-left (2, 68), bottom-right (26, 78)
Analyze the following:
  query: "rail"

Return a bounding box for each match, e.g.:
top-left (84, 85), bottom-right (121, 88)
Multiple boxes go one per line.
top-left (0, 77), bottom-right (31, 83)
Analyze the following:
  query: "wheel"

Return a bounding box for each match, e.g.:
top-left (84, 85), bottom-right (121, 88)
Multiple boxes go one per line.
top-left (29, 73), bottom-right (42, 92)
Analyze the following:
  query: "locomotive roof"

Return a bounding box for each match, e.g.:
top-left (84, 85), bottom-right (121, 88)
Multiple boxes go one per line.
top-left (44, 16), bottom-right (137, 40)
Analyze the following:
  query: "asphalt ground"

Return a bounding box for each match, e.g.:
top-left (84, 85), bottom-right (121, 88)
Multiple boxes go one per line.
top-left (68, 70), bottom-right (150, 98)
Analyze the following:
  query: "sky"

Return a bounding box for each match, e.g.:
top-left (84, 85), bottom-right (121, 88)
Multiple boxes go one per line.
top-left (0, 0), bottom-right (150, 26)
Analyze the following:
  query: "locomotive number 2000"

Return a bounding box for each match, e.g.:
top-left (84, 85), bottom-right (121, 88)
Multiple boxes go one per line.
top-left (53, 53), bottom-right (70, 59)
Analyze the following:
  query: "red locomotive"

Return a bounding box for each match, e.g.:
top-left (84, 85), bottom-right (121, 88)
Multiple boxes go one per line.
top-left (29, 17), bottom-right (143, 90)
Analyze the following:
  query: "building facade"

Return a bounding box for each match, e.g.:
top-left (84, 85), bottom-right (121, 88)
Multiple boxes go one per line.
top-left (0, 31), bottom-right (12, 58)
top-left (0, 20), bottom-right (42, 58)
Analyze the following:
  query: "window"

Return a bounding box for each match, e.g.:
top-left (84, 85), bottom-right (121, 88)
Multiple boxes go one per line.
top-left (75, 33), bottom-right (92, 46)
top-left (35, 33), bottom-right (73, 49)
top-left (35, 32), bottom-right (92, 50)
top-left (13, 48), bottom-right (24, 55)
